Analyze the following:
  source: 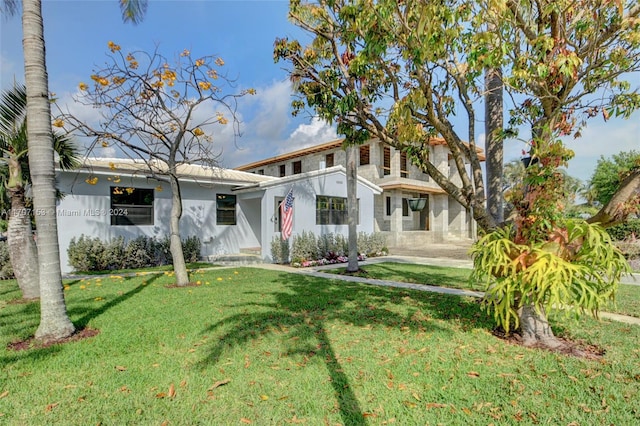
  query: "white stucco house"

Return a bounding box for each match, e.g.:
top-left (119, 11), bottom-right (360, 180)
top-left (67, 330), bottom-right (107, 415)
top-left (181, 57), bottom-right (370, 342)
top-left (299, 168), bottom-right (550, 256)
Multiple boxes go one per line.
top-left (236, 137), bottom-right (484, 249)
top-left (55, 158), bottom-right (381, 273)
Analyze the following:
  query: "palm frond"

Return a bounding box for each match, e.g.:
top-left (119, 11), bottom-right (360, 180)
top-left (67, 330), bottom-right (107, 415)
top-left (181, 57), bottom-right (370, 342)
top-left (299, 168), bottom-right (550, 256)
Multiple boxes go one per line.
top-left (53, 132), bottom-right (81, 170)
top-left (119, 0), bottom-right (147, 25)
top-left (0, 84), bottom-right (27, 139)
top-left (0, 0), bottom-right (20, 18)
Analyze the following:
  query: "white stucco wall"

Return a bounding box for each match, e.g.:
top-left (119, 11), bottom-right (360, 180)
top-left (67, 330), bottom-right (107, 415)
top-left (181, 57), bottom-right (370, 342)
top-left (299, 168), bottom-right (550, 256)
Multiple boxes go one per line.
top-left (256, 167), bottom-right (381, 261)
top-left (55, 170), bottom-right (262, 273)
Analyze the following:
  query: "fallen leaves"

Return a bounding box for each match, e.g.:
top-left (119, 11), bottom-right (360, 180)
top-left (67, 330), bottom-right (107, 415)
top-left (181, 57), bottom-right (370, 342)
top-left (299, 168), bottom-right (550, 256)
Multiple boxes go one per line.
top-left (209, 378), bottom-right (231, 390)
top-left (114, 365), bottom-right (127, 372)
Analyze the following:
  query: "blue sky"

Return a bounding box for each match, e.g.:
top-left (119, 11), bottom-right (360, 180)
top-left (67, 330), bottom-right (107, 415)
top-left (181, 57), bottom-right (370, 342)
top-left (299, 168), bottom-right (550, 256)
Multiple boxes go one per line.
top-left (1, 0), bottom-right (638, 183)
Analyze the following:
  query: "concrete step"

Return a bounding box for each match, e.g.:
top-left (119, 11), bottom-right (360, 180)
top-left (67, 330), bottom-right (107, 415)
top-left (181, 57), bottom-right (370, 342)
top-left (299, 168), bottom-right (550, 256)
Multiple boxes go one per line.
top-left (205, 253), bottom-right (263, 266)
top-left (240, 247), bottom-right (262, 256)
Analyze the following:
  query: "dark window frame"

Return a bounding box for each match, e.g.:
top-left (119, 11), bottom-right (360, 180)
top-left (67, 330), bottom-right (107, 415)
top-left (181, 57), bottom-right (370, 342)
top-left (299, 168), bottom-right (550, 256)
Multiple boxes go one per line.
top-left (110, 186), bottom-right (154, 226)
top-left (316, 196), bottom-right (359, 225)
top-left (400, 152), bottom-right (408, 178)
top-left (216, 194), bottom-right (237, 225)
top-left (359, 145), bottom-right (370, 166)
top-left (325, 153), bottom-right (334, 168)
top-left (292, 160), bottom-right (302, 175)
top-left (279, 164), bottom-right (286, 177)
top-left (383, 146), bottom-right (391, 176)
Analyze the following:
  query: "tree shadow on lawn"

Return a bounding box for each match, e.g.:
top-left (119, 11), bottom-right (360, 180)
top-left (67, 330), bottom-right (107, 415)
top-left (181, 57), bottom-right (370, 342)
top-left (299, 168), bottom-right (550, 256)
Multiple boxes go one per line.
top-left (68, 273), bottom-right (161, 329)
top-left (0, 274), bottom-right (158, 361)
top-left (198, 271), bottom-right (493, 425)
top-left (356, 262), bottom-right (477, 290)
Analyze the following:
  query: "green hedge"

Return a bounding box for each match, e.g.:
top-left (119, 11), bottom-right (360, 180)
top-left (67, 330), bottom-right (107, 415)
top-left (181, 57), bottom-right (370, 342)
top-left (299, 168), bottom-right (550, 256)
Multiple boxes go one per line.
top-left (67, 234), bottom-right (201, 272)
top-left (606, 219), bottom-right (640, 241)
top-left (271, 231), bottom-right (387, 265)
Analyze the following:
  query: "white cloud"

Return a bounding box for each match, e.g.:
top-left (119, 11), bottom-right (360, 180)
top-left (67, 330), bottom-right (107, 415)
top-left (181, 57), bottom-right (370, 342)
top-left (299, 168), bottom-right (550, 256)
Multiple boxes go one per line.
top-left (280, 117), bottom-right (338, 154)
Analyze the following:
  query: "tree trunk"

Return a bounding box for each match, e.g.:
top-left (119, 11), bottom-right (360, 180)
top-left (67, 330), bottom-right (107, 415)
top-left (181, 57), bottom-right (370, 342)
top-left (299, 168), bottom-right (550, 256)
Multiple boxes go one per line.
top-left (168, 174), bottom-right (189, 286)
top-left (485, 66), bottom-right (504, 223)
top-left (518, 304), bottom-right (563, 348)
top-left (7, 187), bottom-right (40, 299)
top-left (587, 168), bottom-right (640, 227)
top-left (23, 0), bottom-right (75, 340)
top-left (346, 145), bottom-right (359, 273)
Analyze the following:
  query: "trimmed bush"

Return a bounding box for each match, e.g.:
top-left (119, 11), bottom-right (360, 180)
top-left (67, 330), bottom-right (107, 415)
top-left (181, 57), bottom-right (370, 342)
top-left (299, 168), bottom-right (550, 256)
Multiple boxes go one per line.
top-left (607, 219), bottom-right (640, 241)
top-left (280, 231), bottom-right (387, 267)
top-left (0, 240), bottom-right (14, 279)
top-left (67, 234), bottom-right (202, 272)
top-left (270, 236), bottom-right (290, 264)
top-left (291, 231), bottom-right (318, 264)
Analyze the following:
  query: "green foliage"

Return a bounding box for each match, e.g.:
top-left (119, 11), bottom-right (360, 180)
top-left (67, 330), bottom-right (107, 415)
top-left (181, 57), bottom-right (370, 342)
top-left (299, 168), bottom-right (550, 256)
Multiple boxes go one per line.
top-left (606, 218), bottom-right (640, 241)
top-left (270, 236), bottom-right (290, 264)
top-left (291, 230), bottom-right (318, 264)
top-left (181, 236), bottom-right (201, 263)
top-left (2, 269), bottom-right (640, 424)
top-left (470, 221), bottom-right (630, 332)
top-left (0, 240), bottom-right (13, 279)
top-left (588, 150), bottom-right (640, 206)
top-left (67, 234), bottom-right (201, 272)
top-left (357, 231), bottom-right (388, 256)
top-left (283, 231), bottom-right (387, 265)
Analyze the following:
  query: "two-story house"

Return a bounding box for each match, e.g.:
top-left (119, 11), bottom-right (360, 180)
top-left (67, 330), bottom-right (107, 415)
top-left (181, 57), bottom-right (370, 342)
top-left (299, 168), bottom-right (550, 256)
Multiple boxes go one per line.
top-left (235, 138), bottom-right (485, 250)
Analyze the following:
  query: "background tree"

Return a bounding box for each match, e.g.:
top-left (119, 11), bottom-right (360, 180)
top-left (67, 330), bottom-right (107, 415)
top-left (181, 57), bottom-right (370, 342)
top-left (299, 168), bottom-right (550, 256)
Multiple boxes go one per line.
top-left (0, 84), bottom-right (79, 299)
top-left (588, 150), bottom-right (640, 206)
top-left (276, 0), bottom-right (639, 348)
top-left (56, 43), bottom-right (253, 286)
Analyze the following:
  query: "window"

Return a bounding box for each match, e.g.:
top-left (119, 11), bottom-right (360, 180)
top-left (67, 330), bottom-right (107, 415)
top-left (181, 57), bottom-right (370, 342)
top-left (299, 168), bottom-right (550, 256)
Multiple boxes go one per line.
top-left (386, 196), bottom-right (391, 216)
top-left (400, 152), bottom-right (408, 178)
top-left (383, 146), bottom-right (391, 176)
top-left (279, 164), bottom-right (286, 177)
top-left (216, 194), bottom-right (236, 225)
top-left (257, 169), bottom-right (265, 175)
top-left (402, 198), bottom-right (409, 216)
top-left (325, 153), bottom-right (334, 168)
top-left (359, 145), bottom-right (370, 165)
top-left (110, 187), bottom-right (154, 226)
top-left (292, 160), bottom-right (302, 175)
top-left (316, 196), bottom-right (358, 225)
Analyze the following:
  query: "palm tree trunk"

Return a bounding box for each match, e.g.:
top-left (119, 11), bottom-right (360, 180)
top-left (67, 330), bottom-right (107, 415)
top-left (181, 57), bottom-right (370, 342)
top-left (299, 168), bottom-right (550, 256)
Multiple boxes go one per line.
top-left (485, 66), bottom-right (504, 223)
top-left (168, 174), bottom-right (189, 286)
top-left (22, 0), bottom-right (74, 340)
top-left (7, 187), bottom-right (39, 299)
top-left (346, 145), bottom-right (359, 273)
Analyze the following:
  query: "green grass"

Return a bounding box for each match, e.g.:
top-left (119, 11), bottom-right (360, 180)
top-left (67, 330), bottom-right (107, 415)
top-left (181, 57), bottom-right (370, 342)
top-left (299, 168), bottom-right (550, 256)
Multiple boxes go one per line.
top-left (67, 261), bottom-right (216, 276)
top-left (1, 268), bottom-right (639, 424)
top-left (331, 262), bottom-right (640, 318)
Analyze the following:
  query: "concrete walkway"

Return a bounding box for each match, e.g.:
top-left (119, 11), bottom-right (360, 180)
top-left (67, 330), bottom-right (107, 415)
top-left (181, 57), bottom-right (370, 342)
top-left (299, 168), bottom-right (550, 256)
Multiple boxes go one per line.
top-left (254, 256), bottom-right (640, 326)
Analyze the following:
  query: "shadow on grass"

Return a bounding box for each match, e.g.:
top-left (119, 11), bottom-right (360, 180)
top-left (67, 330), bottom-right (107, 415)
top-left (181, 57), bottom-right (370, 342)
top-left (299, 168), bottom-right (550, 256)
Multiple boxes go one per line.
top-left (69, 273), bottom-right (160, 329)
top-left (344, 262), bottom-right (476, 290)
top-left (198, 271), bottom-right (493, 424)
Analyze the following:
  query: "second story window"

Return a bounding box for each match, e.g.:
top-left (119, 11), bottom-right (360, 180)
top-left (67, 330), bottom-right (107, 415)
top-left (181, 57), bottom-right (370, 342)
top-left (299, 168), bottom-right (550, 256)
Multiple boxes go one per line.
top-left (325, 153), bottom-right (334, 167)
top-left (279, 164), bottom-right (286, 177)
top-left (292, 160), bottom-right (302, 175)
top-left (257, 169), bottom-right (265, 175)
top-left (359, 145), bottom-right (370, 165)
top-left (400, 152), bottom-right (408, 178)
top-left (383, 147), bottom-right (391, 176)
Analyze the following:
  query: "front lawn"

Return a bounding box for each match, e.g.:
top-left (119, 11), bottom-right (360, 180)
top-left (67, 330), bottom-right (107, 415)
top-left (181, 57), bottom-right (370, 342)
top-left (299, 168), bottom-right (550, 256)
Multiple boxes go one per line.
top-left (335, 262), bottom-right (640, 318)
top-left (1, 267), bottom-right (639, 424)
